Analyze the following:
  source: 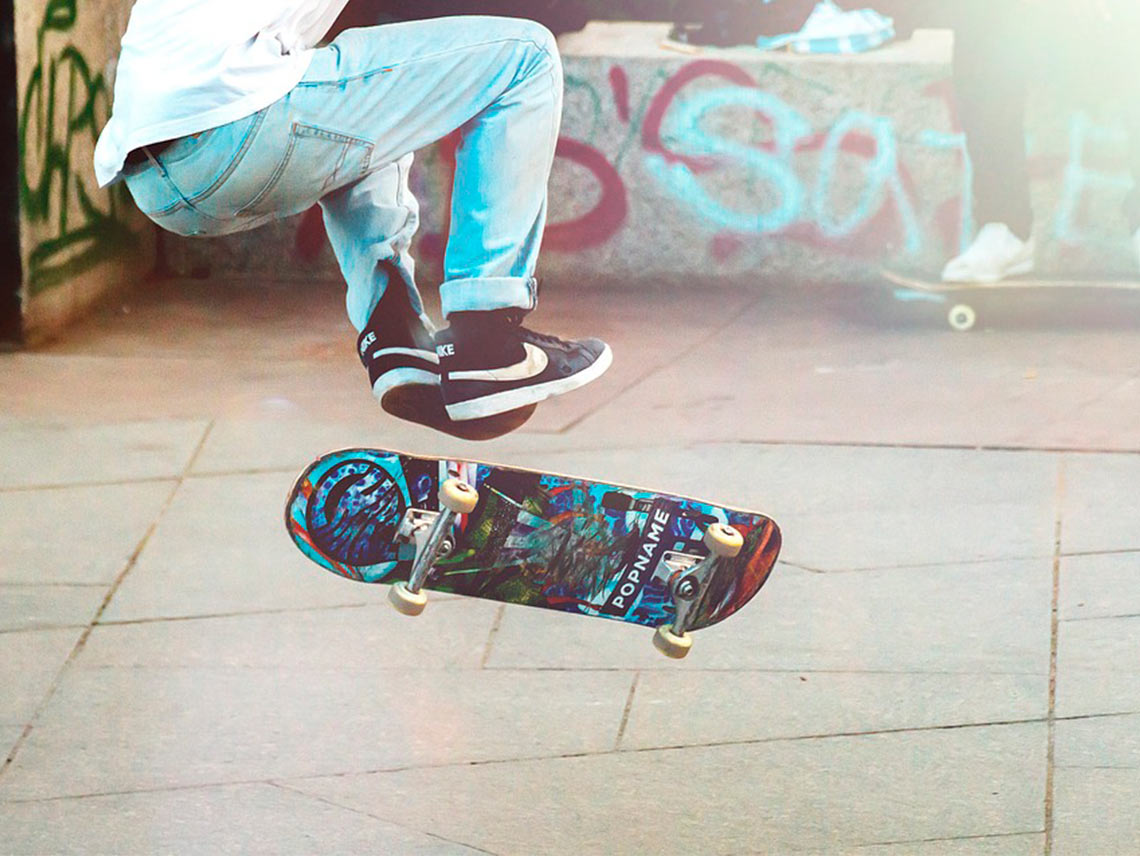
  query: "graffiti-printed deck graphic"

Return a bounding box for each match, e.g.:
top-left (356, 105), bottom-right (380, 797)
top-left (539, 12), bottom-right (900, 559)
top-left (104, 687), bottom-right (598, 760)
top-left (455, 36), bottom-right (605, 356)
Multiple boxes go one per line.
top-left (285, 449), bottom-right (781, 632)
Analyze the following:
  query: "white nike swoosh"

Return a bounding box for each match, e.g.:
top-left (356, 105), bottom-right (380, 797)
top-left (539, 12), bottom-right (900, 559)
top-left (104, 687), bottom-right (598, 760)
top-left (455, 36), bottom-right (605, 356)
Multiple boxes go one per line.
top-left (449, 342), bottom-right (549, 383)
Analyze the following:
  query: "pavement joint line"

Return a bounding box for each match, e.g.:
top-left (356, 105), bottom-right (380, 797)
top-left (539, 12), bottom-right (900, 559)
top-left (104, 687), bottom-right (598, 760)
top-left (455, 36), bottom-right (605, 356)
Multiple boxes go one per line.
top-left (780, 554), bottom-right (1057, 575)
top-left (95, 601), bottom-right (376, 627)
top-left (478, 604), bottom-right (505, 670)
top-left (267, 781), bottom-right (501, 855)
top-left (554, 292), bottom-right (770, 435)
top-left (1061, 611), bottom-right (1140, 623)
top-left (1043, 457), bottom-right (1066, 856)
top-left (0, 582), bottom-right (112, 588)
top-left (0, 420), bottom-right (216, 785)
top-left (185, 465), bottom-right (312, 479)
top-left (15, 713), bottom-right (1140, 809)
top-left (736, 829), bottom-right (1046, 855)
top-left (614, 671), bottom-right (640, 751)
top-left (0, 624), bottom-right (89, 637)
top-left (480, 666), bottom-right (1051, 676)
top-left (1059, 546), bottom-right (1140, 558)
top-left (697, 438), bottom-right (1140, 455)
top-left (0, 475), bottom-right (180, 494)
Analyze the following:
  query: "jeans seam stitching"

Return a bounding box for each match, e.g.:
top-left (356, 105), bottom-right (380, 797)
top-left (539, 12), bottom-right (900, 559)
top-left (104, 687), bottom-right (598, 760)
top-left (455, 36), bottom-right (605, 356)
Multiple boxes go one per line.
top-left (295, 37), bottom-right (551, 88)
top-left (186, 110), bottom-right (267, 205)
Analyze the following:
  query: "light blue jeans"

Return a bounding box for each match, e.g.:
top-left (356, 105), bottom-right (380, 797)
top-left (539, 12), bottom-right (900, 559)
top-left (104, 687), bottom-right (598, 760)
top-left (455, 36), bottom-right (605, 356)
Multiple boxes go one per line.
top-left (124, 16), bottom-right (563, 329)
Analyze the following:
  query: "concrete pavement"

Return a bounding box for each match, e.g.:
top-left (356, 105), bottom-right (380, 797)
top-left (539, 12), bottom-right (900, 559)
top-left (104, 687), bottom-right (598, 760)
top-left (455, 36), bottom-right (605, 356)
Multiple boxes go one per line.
top-left (2, 276), bottom-right (1139, 854)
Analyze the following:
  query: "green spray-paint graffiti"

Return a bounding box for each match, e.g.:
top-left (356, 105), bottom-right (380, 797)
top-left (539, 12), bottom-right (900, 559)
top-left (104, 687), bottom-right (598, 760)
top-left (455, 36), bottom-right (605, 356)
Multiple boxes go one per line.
top-left (18, 0), bottom-right (136, 295)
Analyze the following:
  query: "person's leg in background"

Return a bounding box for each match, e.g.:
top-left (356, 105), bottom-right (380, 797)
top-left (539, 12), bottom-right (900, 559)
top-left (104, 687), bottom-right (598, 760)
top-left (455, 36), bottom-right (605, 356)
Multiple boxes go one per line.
top-left (941, 4), bottom-right (1037, 282)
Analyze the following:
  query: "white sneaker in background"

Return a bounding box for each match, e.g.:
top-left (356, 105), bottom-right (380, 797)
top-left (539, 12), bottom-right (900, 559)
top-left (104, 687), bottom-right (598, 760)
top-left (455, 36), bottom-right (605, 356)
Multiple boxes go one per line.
top-left (941, 222), bottom-right (1036, 283)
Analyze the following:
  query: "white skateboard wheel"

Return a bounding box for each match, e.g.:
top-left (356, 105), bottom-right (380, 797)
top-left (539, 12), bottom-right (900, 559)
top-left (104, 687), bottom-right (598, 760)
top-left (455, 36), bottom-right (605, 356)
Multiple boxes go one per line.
top-left (653, 625), bottom-right (693, 659)
top-left (439, 478), bottom-right (479, 514)
top-left (948, 304), bottom-right (977, 332)
top-left (704, 523), bottom-right (744, 558)
top-left (389, 581), bottom-right (428, 616)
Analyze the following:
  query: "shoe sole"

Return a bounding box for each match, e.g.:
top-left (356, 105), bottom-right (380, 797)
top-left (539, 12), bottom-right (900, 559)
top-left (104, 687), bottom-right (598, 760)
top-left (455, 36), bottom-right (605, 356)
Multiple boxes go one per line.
top-left (372, 367), bottom-right (440, 400)
top-left (444, 344), bottom-right (614, 422)
top-left (380, 384), bottom-right (538, 441)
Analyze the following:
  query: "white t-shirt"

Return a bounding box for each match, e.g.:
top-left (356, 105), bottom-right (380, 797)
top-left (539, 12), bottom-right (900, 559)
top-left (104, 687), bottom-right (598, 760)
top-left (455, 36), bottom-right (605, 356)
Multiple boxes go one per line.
top-left (94, 0), bottom-right (350, 187)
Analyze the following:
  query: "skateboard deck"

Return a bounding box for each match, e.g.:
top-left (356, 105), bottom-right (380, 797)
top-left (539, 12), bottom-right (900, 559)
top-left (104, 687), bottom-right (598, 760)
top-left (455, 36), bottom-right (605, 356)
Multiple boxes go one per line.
top-left (882, 268), bottom-right (1140, 330)
top-left (285, 448), bottom-right (781, 656)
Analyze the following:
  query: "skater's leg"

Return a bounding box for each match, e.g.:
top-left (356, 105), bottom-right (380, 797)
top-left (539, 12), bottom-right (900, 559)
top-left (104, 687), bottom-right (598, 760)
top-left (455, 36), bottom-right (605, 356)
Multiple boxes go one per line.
top-left (283, 16), bottom-right (563, 317)
top-left (320, 152), bottom-right (427, 332)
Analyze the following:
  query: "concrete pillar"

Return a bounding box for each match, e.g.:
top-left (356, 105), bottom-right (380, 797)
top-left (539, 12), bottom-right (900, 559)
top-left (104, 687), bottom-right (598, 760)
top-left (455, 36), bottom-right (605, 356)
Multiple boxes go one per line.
top-left (12, 0), bottom-right (153, 344)
top-left (1, 0), bottom-right (20, 344)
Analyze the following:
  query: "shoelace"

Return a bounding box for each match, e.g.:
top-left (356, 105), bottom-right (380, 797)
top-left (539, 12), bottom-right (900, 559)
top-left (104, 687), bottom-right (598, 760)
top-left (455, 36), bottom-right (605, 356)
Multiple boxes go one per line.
top-left (517, 326), bottom-right (584, 353)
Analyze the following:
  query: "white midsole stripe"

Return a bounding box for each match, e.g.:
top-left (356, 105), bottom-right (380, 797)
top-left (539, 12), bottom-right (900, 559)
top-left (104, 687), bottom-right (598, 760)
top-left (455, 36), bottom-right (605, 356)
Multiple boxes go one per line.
top-left (374, 347), bottom-right (440, 364)
top-left (372, 368), bottom-right (440, 398)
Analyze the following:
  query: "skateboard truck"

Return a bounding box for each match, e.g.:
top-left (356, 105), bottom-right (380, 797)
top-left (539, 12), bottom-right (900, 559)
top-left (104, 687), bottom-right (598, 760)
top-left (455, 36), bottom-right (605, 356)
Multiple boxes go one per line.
top-left (388, 478), bottom-right (479, 616)
top-left (653, 523), bottom-right (745, 659)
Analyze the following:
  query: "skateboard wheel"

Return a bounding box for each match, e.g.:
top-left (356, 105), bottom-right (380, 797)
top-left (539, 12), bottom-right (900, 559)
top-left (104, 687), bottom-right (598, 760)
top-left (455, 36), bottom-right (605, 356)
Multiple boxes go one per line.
top-left (653, 625), bottom-right (693, 659)
top-left (389, 581), bottom-right (428, 616)
top-left (948, 304), bottom-right (977, 332)
top-left (704, 523), bottom-right (744, 558)
top-left (439, 478), bottom-right (479, 515)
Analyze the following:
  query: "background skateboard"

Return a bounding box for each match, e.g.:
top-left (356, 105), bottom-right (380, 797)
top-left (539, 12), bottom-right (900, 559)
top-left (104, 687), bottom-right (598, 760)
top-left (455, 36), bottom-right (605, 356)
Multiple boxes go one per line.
top-left (882, 268), bottom-right (1140, 331)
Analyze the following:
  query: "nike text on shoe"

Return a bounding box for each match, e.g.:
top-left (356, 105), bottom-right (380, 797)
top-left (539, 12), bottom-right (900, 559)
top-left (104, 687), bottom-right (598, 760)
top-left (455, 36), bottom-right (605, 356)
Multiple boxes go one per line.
top-left (437, 311), bottom-right (612, 421)
top-left (356, 267), bottom-right (441, 411)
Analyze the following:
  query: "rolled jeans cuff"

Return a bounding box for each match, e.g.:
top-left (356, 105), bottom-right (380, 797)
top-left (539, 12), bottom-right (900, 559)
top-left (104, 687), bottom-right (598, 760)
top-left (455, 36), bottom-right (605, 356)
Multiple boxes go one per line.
top-left (439, 276), bottom-right (538, 318)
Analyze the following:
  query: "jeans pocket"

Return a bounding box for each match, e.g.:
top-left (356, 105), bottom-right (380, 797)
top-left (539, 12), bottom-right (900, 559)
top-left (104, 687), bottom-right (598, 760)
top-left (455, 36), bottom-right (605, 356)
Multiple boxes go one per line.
top-left (231, 122), bottom-right (374, 220)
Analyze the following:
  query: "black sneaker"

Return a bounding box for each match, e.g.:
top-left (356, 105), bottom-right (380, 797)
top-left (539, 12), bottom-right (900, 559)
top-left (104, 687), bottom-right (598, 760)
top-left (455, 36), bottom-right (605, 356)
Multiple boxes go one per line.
top-left (356, 265), bottom-right (440, 410)
top-left (436, 309), bottom-right (613, 421)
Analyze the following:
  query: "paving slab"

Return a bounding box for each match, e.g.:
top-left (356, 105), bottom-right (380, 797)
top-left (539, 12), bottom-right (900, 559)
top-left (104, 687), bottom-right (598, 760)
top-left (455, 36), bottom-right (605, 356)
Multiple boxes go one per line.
top-left (1053, 713), bottom-right (1140, 770)
top-left (569, 293), bottom-right (1140, 450)
top-left (0, 782), bottom-right (487, 854)
top-left (0, 420), bottom-right (207, 488)
top-left (0, 628), bottom-right (83, 726)
top-left (487, 560), bottom-right (1052, 674)
top-left (86, 600), bottom-right (500, 672)
top-left (1051, 714), bottom-right (1140, 856)
top-left (0, 585), bottom-right (106, 633)
top-left (1058, 552), bottom-right (1140, 621)
top-left (1054, 615), bottom-right (1140, 718)
top-left (0, 481), bottom-right (175, 585)
top-left (622, 671), bottom-right (1045, 751)
top-left (0, 666), bottom-right (632, 801)
top-left (102, 471), bottom-right (385, 622)
top-left (1062, 453), bottom-right (1140, 554)
top-left (488, 443), bottom-right (1060, 570)
top-left (289, 722), bottom-right (1046, 856)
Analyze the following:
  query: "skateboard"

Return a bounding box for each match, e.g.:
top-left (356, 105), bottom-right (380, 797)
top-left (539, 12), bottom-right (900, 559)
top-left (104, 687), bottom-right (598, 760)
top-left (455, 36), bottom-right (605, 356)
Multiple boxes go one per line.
top-left (882, 268), bottom-right (1140, 331)
top-left (284, 448), bottom-right (782, 658)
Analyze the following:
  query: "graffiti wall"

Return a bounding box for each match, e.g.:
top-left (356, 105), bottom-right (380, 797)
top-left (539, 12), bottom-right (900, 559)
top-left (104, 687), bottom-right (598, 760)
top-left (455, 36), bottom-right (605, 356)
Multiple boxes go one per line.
top-left (163, 23), bottom-right (1140, 288)
top-left (13, 0), bottom-right (150, 341)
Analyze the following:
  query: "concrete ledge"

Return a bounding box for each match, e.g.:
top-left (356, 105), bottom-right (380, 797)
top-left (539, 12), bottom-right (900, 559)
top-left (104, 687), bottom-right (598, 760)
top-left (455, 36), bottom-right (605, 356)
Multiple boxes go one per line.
top-left (164, 21), bottom-right (1140, 289)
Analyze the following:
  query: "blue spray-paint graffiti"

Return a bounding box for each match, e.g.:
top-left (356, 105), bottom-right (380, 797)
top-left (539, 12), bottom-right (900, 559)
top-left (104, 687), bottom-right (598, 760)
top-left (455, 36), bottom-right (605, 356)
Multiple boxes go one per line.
top-left (1053, 113), bottom-right (1134, 249)
top-left (556, 59), bottom-right (1138, 269)
top-left (646, 87), bottom-right (810, 234)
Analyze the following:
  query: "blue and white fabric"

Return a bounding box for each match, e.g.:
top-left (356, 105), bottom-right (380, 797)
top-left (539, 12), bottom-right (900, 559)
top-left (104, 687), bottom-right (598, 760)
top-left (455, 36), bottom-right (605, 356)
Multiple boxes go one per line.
top-left (756, 0), bottom-right (894, 55)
